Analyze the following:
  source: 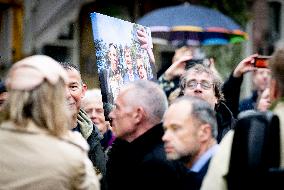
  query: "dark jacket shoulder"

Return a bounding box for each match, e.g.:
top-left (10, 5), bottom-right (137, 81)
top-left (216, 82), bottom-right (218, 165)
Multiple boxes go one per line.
top-left (106, 123), bottom-right (178, 190)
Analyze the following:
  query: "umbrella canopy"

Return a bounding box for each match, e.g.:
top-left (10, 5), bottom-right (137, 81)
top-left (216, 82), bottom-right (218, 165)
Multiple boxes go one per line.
top-left (137, 3), bottom-right (248, 46)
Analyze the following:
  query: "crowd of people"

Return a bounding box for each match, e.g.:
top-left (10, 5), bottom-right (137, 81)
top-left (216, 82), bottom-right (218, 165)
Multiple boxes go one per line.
top-left (0, 37), bottom-right (284, 189)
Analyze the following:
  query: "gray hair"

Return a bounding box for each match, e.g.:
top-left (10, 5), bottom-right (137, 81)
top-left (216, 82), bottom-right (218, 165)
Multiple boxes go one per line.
top-left (172, 96), bottom-right (218, 138)
top-left (124, 80), bottom-right (168, 125)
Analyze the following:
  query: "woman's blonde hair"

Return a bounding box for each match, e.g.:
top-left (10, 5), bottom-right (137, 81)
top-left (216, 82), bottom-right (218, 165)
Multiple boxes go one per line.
top-left (2, 78), bottom-right (70, 137)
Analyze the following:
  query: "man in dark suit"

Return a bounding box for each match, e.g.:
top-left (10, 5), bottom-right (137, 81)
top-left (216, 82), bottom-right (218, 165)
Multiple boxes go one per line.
top-left (105, 80), bottom-right (178, 190)
top-left (162, 95), bottom-right (218, 190)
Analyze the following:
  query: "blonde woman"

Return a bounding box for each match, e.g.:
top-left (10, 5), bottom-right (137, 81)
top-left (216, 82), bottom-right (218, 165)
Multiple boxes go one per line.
top-left (0, 55), bottom-right (100, 190)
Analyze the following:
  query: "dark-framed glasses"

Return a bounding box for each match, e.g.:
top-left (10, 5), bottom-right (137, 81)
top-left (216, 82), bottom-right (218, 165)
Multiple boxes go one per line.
top-left (186, 80), bottom-right (213, 90)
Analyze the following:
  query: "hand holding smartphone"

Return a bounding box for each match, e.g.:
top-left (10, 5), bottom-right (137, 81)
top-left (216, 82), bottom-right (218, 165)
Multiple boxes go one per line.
top-left (254, 55), bottom-right (271, 68)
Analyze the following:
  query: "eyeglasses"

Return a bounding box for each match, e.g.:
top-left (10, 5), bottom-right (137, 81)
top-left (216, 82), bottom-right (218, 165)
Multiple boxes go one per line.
top-left (186, 80), bottom-right (213, 90)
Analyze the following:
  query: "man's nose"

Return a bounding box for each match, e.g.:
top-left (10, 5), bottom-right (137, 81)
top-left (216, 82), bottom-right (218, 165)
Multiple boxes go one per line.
top-left (194, 83), bottom-right (203, 91)
top-left (91, 110), bottom-right (98, 118)
top-left (65, 86), bottom-right (71, 98)
top-left (162, 130), bottom-right (171, 142)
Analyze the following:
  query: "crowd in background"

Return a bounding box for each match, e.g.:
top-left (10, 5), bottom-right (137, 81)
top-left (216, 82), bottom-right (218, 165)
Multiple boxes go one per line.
top-left (0, 39), bottom-right (284, 190)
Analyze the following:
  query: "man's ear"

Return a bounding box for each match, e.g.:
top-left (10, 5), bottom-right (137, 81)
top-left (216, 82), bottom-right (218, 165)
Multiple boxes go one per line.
top-left (270, 79), bottom-right (279, 101)
top-left (81, 83), bottom-right (87, 99)
top-left (198, 124), bottom-right (211, 142)
top-left (133, 107), bottom-right (145, 124)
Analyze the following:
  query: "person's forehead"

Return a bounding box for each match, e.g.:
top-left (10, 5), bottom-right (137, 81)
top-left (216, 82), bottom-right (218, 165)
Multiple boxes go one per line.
top-left (117, 86), bottom-right (134, 105)
top-left (165, 102), bottom-right (191, 121)
top-left (255, 68), bottom-right (271, 75)
top-left (84, 101), bottom-right (103, 109)
top-left (186, 70), bottom-right (212, 80)
top-left (66, 69), bottom-right (81, 81)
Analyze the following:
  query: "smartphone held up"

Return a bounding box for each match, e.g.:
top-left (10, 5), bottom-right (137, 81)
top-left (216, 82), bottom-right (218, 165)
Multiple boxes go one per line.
top-left (254, 55), bottom-right (271, 68)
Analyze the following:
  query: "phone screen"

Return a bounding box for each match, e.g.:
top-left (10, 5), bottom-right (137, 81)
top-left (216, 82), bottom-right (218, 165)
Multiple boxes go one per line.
top-left (254, 56), bottom-right (271, 68)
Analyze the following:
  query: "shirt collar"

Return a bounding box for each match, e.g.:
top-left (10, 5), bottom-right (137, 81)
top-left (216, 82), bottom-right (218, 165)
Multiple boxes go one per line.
top-left (190, 144), bottom-right (219, 172)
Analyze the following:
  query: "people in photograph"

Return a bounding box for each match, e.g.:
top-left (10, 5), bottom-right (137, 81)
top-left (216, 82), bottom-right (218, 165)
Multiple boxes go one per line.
top-left (162, 96), bottom-right (218, 190)
top-left (107, 43), bottom-right (123, 100)
top-left (99, 43), bottom-right (123, 105)
top-left (136, 54), bottom-right (148, 80)
top-left (123, 45), bottom-right (139, 84)
top-left (99, 43), bottom-right (123, 121)
top-left (98, 28), bottom-right (155, 121)
top-left (0, 55), bottom-right (100, 189)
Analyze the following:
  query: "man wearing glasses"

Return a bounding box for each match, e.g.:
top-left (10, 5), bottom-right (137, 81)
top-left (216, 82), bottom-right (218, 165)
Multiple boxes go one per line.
top-left (180, 64), bottom-right (235, 143)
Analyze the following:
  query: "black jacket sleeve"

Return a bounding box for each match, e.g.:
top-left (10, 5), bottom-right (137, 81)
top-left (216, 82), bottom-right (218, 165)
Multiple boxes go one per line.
top-left (222, 72), bottom-right (243, 117)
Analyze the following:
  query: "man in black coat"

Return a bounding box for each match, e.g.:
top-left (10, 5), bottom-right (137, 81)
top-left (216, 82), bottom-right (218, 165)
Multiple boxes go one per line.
top-left (106, 80), bottom-right (178, 190)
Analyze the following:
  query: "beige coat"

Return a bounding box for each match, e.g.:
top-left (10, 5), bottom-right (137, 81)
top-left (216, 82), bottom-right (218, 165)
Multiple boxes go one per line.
top-left (201, 102), bottom-right (284, 190)
top-left (0, 121), bottom-right (100, 190)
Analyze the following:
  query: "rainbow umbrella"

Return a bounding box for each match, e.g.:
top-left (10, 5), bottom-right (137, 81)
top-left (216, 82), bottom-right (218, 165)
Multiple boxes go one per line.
top-left (137, 3), bottom-right (248, 46)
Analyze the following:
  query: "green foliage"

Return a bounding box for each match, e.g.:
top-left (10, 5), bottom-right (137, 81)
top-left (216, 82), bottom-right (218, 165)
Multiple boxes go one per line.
top-left (202, 43), bottom-right (244, 79)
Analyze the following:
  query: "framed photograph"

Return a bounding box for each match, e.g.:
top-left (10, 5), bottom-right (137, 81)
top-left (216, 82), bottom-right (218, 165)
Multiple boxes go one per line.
top-left (90, 12), bottom-right (156, 119)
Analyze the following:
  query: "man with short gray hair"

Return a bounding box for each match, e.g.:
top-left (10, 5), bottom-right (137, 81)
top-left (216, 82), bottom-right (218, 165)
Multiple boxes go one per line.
top-left (106, 80), bottom-right (177, 190)
top-left (162, 95), bottom-right (218, 190)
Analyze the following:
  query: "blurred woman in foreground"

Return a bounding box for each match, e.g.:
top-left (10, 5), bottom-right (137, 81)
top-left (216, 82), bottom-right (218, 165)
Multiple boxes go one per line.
top-left (0, 55), bottom-right (100, 190)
